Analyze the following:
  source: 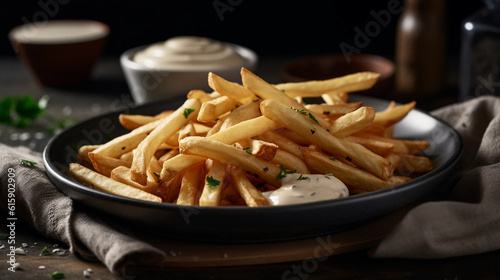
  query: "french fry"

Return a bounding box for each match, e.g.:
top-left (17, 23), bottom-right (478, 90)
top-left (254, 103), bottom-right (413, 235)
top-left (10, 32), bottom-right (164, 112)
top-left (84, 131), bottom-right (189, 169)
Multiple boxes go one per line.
top-left (301, 148), bottom-right (410, 192)
top-left (305, 102), bottom-right (363, 117)
top-left (197, 95), bottom-right (237, 123)
top-left (230, 166), bottom-right (270, 207)
top-left (271, 149), bottom-right (310, 174)
top-left (236, 138), bottom-right (278, 161)
top-left (186, 89), bottom-right (216, 103)
top-left (321, 91), bottom-right (349, 104)
top-left (91, 118), bottom-right (163, 158)
top-left (241, 67), bottom-right (331, 129)
top-left (176, 163), bottom-right (204, 206)
top-left (329, 106), bottom-right (375, 138)
top-left (256, 131), bottom-right (304, 159)
top-left (179, 136), bottom-right (282, 187)
top-left (110, 166), bottom-right (159, 194)
top-left (160, 116), bottom-right (281, 181)
top-left (88, 152), bottom-right (131, 176)
top-left (119, 113), bottom-right (170, 130)
top-left (69, 163), bottom-right (162, 202)
top-left (260, 99), bottom-right (393, 180)
top-left (274, 72), bottom-right (380, 98)
top-left (131, 98), bottom-right (201, 185)
top-left (397, 154), bottom-right (434, 173)
top-left (219, 100), bottom-right (261, 130)
top-left (354, 132), bottom-right (430, 154)
top-left (346, 135), bottom-right (394, 157)
top-left (372, 101), bottom-right (416, 127)
top-left (208, 72), bottom-right (257, 104)
top-left (78, 144), bottom-right (100, 164)
top-left (199, 159), bottom-right (227, 206)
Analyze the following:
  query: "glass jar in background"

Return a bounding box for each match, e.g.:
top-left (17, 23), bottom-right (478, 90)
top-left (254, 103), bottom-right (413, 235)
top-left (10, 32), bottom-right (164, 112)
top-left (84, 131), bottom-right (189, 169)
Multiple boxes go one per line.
top-left (460, 0), bottom-right (500, 100)
top-left (395, 0), bottom-right (446, 100)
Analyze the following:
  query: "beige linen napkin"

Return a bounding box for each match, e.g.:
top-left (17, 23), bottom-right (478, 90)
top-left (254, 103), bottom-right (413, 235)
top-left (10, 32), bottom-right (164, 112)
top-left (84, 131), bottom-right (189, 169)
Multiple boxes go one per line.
top-left (0, 145), bottom-right (165, 274)
top-left (371, 95), bottom-right (500, 258)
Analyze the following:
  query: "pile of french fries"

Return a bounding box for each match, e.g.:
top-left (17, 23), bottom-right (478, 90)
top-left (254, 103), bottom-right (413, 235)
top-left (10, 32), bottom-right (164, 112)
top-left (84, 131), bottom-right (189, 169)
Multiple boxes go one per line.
top-left (70, 68), bottom-right (433, 207)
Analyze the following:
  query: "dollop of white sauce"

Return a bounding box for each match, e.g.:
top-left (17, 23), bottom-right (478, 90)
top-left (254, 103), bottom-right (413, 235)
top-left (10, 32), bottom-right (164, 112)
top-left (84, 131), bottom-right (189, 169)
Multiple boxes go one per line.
top-left (133, 36), bottom-right (246, 70)
top-left (264, 174), bottom-right (349, 206)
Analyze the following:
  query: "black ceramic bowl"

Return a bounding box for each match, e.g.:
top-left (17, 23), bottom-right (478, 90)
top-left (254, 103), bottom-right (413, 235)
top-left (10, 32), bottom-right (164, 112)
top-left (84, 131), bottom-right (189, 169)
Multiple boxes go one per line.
top-left (43, 95), bottom-right (462, 243)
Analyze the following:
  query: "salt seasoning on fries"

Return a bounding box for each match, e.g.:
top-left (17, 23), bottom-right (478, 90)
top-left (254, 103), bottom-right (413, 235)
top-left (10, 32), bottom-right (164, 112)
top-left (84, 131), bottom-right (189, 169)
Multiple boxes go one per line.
top-left (71, 68), bottom-right (433, 207)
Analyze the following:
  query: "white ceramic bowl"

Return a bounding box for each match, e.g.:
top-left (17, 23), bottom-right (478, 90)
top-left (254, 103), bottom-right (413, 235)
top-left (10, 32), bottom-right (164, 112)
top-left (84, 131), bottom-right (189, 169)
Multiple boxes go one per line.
top-left (120, 43), bottom-right (258, 104)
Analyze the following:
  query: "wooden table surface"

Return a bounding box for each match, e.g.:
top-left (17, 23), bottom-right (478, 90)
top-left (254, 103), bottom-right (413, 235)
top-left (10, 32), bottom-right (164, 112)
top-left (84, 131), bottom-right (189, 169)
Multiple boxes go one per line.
top-left (1, 56), bottom-right (499, 279)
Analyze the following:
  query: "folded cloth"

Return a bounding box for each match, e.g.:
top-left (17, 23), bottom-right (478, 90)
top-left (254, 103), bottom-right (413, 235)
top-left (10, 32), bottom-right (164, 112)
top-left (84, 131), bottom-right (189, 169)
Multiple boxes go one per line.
top-left (0, 145), bottom-right (165, 275)
top-left (371, 96), bottom-right (500, 258)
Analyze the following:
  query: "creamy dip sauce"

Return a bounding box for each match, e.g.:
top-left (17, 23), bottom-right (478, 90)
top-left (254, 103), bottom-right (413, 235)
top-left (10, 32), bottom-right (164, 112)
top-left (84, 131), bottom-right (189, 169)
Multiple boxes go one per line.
top-left (9, 20), bottom-right (108, 44)
top-left (133, 36), bottom-right (246, 70)
top-left (264, 174), bottom-right (349, 206)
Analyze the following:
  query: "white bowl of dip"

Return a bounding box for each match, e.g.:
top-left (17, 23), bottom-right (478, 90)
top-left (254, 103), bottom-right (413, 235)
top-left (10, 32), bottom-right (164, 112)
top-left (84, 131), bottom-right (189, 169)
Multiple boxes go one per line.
top-left (120, 36), bottom-right (258, 104)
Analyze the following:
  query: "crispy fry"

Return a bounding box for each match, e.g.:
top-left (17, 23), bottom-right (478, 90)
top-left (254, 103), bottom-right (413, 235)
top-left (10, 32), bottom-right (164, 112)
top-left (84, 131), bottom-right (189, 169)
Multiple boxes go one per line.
top-left (177, 163), bottom-right (204, 206)
top-left (397, 153), bottom-right (434, 174)
top-left (208, 72), bottom-right (257, 104)
top-left (301, 148), bottom-right (410, 192)
top-left (179, 136), bottom-right (281, 187)
top-left (271, 149), bottom-right (310, 174)
top-left (230, 166), bottom-right (270, 207)
top-left (241, 67), bottom-right (331, 129)
top-left (119, 112), bottom-right (171, 130)
top-left (373, 101), bottom-right (416, 127)
top-left (131, 98), bottom-right (201, 185)
top-left (110, 166), bottom-right (159, 194)
top-left (78, 144), bottom-right (100, 164)
top-left (199, 159), bottom-right (227, 206)
top-left (69, 163), bottom-right (161, 202)
top-left (306, 102), bottom-right (363, 117)
top-left (329, 106), bottom-right (375, 138)
top-left (260, 99), bottom-right (393, 180)
top-left (197, 95), bottom-right (237, 123)
top-left (321, 91), bottom-right (349, 104)
top-left (346, 134), bottom-right (394, 157)
top-left (256, 131), bottom-right (304, 159)
top-left (236, 139), bottom-right (278, 161)
top-left (88, 152), bottom-right (131, 176)
top-left (274, 72), bottom-right (380, 98)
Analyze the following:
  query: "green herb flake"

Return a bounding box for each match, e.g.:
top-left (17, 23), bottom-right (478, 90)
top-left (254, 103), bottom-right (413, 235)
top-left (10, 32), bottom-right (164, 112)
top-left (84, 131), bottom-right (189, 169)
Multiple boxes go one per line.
top-left (154, 172), bottom-right (160, 179)
top-left (21, 159), bottom-right (37, 167)
top-left (275, 164), bottom-right (296, 181)
top-left (243, 147), bottom-right (251, 154)
top-left (41, 247), bottom-right (51, 255)
top-left (328, 156), bottom-right (336, 161)
top-left (324, 173), bottom-right (333, 179)
top-left (310, 192), bottom-right (316, 196)
top-left (183, 108), bottom-right (195, 119)
top-left (206, 176), bottom-right (221, 189)
top-left (51, 271), bottom-right (65, 279)
top-left (297, 174), bottom-right (309, 181)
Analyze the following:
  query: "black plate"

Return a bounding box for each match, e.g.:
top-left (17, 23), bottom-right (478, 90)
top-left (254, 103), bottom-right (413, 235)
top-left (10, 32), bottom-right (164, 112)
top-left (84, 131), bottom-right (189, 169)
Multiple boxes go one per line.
top-left (43, 95), bottom-right (462, 243)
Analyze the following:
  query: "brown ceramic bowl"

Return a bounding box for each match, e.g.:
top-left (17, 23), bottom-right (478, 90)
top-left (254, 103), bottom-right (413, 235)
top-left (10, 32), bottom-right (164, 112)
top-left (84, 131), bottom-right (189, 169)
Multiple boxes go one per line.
top-left (281, 54), bottom-right (395, 97)
top-left (9, 20), bottom-right (109, 87)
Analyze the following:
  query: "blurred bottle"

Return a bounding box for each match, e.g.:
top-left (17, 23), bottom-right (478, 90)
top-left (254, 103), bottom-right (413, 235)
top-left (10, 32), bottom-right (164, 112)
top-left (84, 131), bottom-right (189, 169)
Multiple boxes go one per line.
top-left (395, 0), bottom-right (446, 100)
top-left (460, 0), bottom-right (500, 100)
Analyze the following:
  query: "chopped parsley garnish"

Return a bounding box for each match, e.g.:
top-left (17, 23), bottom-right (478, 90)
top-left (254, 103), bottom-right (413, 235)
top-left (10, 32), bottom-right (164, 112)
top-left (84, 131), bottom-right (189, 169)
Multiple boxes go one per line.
top-left (243, 147), bottom-right (251, 154)
top-left (275, 164), bottom-right (296, 181)
top-left (290, 107), bottom-right (319, 124)
top-left (153, 172), bottom-right (160, 178)
top-left (51, 271), bottom-right (65, 279)
top-left (206, 176), bottom-right (221, 189)
top-left (297, 174), bottom-right (309, 181)
top-left (41, 247), bottom-right (51, 255)
top-left (324, 173), bottom-right (333, 179)
top-left (329, 156), bottom-right (336, 161)
top-left (0, 95), bottom-right (73, 132)
top-left (310, 192), bottom-right (316, 196)
top-left (345, 156), bottom-right (352, 162)
top-left (21, 159), bottom-right (37, 167)
top-left (183, 108), bottom-right (195, 118)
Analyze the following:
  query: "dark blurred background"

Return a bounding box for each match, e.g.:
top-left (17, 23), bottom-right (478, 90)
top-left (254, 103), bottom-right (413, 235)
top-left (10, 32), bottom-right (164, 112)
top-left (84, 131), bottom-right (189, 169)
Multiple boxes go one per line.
top-left (0, 0), bottom-right (484, 58)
